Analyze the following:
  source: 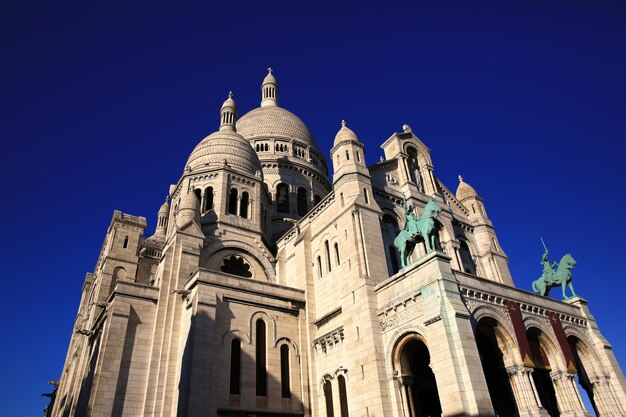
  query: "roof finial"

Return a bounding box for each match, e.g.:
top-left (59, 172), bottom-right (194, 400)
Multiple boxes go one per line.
top-left (219, 91), bottom-right (237, 131)
top-left (458, 175), bottom-right (464, 183)
top-left (261, 68), bottom-right (278, 107)
top-left (341, 120), bottom-right (346, 128)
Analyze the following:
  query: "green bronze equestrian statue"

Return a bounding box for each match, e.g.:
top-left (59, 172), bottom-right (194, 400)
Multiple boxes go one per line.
top-left (531, 238), bottom-right (577, 300)
top-left (393, 193), bottom-right (443, 268)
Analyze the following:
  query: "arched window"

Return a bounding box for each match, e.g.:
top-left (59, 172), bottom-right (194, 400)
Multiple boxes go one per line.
top-left (276, 184), bottom-right (289, 213)
top-left (228, 188), bottom-right (238, 215)
top-left (110, 267), bottom-right (127, 295)
top-left (389, 245), bottom-right (399, 274)
top-left (382, 214), bottom-right (400, 275)
top-left (325, 241), bottom-right (332, 272)
top-left (297, 187), bottom-right (308, 216)
top-left (240, 192), bottom-right (249, 218)
top-left (317, 256), bottom-right (323, 278)
top-left (122, 235), bottom-right (129, 249)
top-left (345, 150), bottom-right (350, 160)
top-left (220, 255), bottom-right (252, 278)
top-left (264, 143), bottom-right (269, 152)
top-left (256, 319), bottom-right (267, 396)
top-left (323, 379), bottom-right (334, 417)
top-left (334, 243), bottom-right (340, 266)
top-left (204, 186), bottom-right (213, 211)
top-left (229, 339), bottom-right (241, 395)
top-left (338, 375), bottom-right (349, 417)
top-left (280, 344), bottom-right (290, 398)
top-left (314, 194), bottom-right (322, 205)
top-left (340, 192), bottom-right (344, 207)
top-left (406, 146), bottom-right (419, 183)
top-left (194, 188), bottom-right (202, 201)
top-left (459, 241), bottom-right (477, 275)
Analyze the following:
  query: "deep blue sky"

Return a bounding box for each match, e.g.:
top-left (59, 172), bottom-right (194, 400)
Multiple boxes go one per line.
top-left (2, 1), bottom-right (625, 416)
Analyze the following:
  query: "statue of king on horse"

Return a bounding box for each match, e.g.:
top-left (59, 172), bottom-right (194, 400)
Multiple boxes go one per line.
top-left (531, 238), bottom-right (577, 300)
top-left (393, 193), bottom-right (443, 269)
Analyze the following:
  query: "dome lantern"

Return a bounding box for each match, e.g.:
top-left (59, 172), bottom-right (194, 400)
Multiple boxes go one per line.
top-left (261, 68), bottom-right (278, 108)
top-left (220, 91), bottom-right (237, 132)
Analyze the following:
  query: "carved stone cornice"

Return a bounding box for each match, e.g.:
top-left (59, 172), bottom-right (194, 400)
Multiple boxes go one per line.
top-left (313, 326), bottom-right (344, 354)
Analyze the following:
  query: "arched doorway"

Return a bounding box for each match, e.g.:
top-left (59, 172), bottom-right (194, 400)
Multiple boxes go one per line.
top-left (475, 317), bottom-right (518, 417)
top-left (568, 336), bottom-right (600, 416)
top-left (527, 327), bottom-right (560, 417)
top-left (394, 334), bottom-right (442, 417)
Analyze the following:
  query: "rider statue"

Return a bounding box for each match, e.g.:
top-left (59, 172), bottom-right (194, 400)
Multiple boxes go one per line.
top-left (540, 250), bottom-right (558, 284)
top-left (402, 193), bottom-right (418, 237)
top-left (532, 239), bottom-right (578, 299)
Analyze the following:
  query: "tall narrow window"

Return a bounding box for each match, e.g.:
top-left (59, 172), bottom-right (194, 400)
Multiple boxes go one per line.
top-left (460, 241), bottom-right (477, 275)
top-left (297, 187), bottom-right (308, 216)
top-left (229, 339), bottom-right (241, 395)
top-left (123, 235), bottom-right (129, 249)
top-left (345, 150), bottom-right (350, 160)
top-left (280, 344), bottom-right (290, 398)
top-left (317, 256), bottom-right (323, 278)
top-left (325, 241), bottom-right (332, 272)
top-left (334, 243), bottom-right (340, 266)
top-left (204, 186), bottom-right (213, 211)
top-left (276, 184), bottom-right (290, 213)
top-left (240, 192), bottom-right (249, 218)
top-left (256, 319), bottom-right (267, 396)
top-left (228, 188), bottom-right (238, 215)
top-left (389, 245), bottom-right (399, 274)
top-left (324, 380), bottom-right (334, 417)
top-left (338, 375), bottom-right (349, 417)
top-left (363, 188), bottom-right (369, 204)
top-left (194, 188), bottom-right (202, 201)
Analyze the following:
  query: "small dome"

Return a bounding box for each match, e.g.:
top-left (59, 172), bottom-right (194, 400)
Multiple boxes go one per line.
top-left (179, 191), bottom-right (200, 211)
top-left (333, 120), bottom-right (359, 146)
top-left (456, 175), bottom-right (479, 201)
top-left (221, 91), bottom-right (236, 111)
top-left (158, 198), bottom-right (170, 214)
top-left (186, 130), bottom-right (262, 175)
top-left (262, 68), bottom-right (277, 86)
top-left (186, 93), bottom-right (262, 177)
top-left (176, 191), bottom-right (200, 227)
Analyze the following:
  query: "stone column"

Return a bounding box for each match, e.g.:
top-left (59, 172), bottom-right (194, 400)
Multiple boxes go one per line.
top-left (592, 377), bottom-right (624, 416)
top-left (396, 374), bottom-right (416, 417)
top-left (507, 365), bottom-right (550, 417)
top-left (200, 189), bottom-right (206, 214)
top-left (550, 371), bottom-right (590, 417)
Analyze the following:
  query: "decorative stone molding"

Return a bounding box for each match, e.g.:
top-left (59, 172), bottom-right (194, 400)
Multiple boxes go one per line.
top-left (313, 326), bottom-right (344, 354)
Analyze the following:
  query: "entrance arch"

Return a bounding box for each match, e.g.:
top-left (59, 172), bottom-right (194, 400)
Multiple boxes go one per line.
top-left (476, 317), bottom-right (518, 417)
top-left (393, 333), bottom-right (442, 417)
top-left (527, 327), bottom-right (560, 417)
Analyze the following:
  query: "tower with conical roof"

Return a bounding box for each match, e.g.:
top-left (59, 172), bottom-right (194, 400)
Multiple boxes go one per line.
top-left (455, 175), bottom-right (512, 285)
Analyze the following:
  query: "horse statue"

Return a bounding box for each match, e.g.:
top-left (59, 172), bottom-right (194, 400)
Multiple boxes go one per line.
top-left (393, 198), bottom-right (443, 268)
top-left (532, 251), bottom-right (577, 300)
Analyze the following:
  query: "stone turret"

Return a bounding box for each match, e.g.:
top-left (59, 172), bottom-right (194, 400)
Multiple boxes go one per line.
top-left (154, 198), bottom-right (170, 238)
top-left (455, 175), bottom-right (513, 285)
top-left (331, 120), bottom-right (370, 185)
top-left (261, 68), bottom-right (278, 107)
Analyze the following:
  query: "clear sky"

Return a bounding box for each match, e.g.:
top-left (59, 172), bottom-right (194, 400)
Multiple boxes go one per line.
top-left (1, 1), bottom-right (625, 416)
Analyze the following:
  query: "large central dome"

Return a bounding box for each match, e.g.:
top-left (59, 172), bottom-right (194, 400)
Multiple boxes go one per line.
top-left (236, 106), bottom-right (319, 148)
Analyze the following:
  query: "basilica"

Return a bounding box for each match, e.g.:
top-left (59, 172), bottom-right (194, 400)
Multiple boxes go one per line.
top-left (50, 70), bottom-right (626, 417)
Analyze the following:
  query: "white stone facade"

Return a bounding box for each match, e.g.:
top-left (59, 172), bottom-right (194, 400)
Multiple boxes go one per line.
top-left (50, 70), bottom-right (626, 417)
